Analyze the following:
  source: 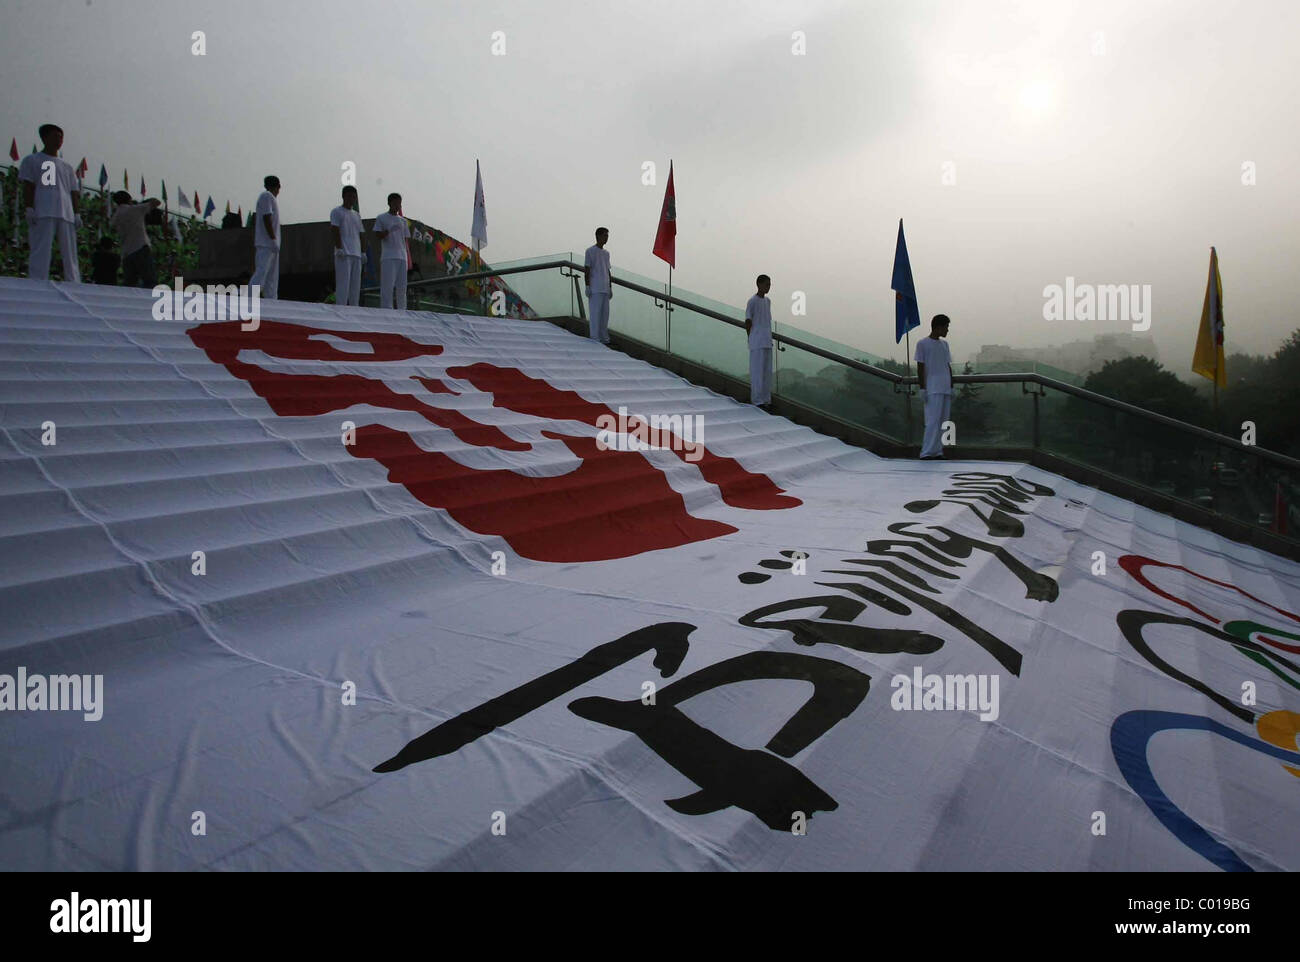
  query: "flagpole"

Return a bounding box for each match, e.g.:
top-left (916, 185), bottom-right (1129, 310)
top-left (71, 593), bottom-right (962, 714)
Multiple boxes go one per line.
top-left (473, 239), bottom-right (480, 314)
top-left (1214, 249), bottom-right (1221, 436)
top-left (1213, 358), bottom-right (1219, 435)
top-left (666, 265), bottom-right (672, 355)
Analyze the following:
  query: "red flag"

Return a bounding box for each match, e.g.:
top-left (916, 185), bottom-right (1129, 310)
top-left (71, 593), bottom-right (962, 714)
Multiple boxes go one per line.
top-left (652, 161), bottom-right (676, 267)
top-left (8, 139), bottom-right (18, 162)
top-left (194, 192), bottom-right (200, 214)
top-left (76, 157), bottom-right (88, 179)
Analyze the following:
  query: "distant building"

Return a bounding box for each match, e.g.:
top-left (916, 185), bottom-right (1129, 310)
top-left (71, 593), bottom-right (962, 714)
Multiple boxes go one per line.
top-left (974, 334), bottom-right (1160, 379)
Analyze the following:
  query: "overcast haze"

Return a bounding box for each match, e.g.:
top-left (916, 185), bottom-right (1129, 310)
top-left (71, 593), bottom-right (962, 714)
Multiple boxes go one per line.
top-left (3, 0), bottom-right (1297, 366)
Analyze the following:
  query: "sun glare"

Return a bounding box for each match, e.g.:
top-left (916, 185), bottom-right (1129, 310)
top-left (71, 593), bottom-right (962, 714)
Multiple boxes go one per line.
top-left (1018, 81), bottom-right (1056, 119)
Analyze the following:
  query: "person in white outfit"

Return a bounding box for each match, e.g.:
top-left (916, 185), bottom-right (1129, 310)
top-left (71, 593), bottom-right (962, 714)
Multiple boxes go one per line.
top-left (915, 314), bottom-right (954, 459)
top-left (745, 274), bottom-right (774, 408)
top-left (20, 124), bottom-right (81, 283)
top-left (373, 192), bottom-right (410, 310)
top-left (583, 227), bottom-right (613, 344)
top-left (330, 185), bottom-right (365, 307)
top-left (250, 175), bottom-right (281, 299)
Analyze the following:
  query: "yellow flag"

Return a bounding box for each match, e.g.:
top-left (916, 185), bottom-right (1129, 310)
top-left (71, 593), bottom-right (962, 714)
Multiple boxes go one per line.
top-left (1192, 247), bottom-right (1226, 387)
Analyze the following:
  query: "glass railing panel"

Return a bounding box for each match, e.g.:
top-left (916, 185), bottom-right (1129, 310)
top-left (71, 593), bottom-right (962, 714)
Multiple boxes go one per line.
top-left (667, 302), bottom-right (749, 381)
top-left (967, 359), bottom-right (1084, 385)
top-left (484, 267), bottom-right (573, 318)
top-left (603, 268), bottom-right (667, 350)
top-left (951, 381), bottom-right (1034, 448)
top-left (773, 342), bottom-right (911, 444)
top-left (485, 252), bottom-right (574, 271)
top-left (1038, 387), bottom-right (1226, 502)
top-left (777, 320), bottom-right (894, 368)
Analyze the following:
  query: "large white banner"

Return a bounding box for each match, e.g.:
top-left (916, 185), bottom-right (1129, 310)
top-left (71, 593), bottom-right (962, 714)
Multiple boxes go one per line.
top-left (1, 279), bottom-right (1297, 870)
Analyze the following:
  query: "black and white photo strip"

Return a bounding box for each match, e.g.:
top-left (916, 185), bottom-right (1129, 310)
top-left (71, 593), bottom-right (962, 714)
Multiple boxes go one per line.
top-left (0, 0), bottom-right (1294, 946)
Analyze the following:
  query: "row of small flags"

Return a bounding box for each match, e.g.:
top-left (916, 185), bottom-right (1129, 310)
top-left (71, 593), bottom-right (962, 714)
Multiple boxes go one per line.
top-left (8, 137), bottom-right (225, 221)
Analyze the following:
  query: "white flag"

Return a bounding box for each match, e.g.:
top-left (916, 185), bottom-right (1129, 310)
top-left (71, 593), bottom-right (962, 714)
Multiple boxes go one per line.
top-left (471, 159), bottom-right (488, 250)
top-left (177, 188), bottom-right (189, 210)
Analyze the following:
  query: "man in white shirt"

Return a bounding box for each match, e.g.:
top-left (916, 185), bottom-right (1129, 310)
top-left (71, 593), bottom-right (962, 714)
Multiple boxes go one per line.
top-left (744, 274), bottom-right (774, 408)
top-left (109, 191), bottom-right (161, 288)
top-left (250, 175), bottom-right (281, 299)
top-left (583, 227), bottom-right (613, 344)
top-left (19, 124), bottom-right (81, 282)
top-left (330, 185), bottom-right (365, 307)
top-left (372, 192), bottom-right (410, 310)
top-left (914, 314), bottom-right (954, 459)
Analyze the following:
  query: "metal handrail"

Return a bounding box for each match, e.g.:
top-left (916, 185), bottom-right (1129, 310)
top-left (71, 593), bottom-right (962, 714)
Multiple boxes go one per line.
top-left (378, 258), bottom-right (1300, 472)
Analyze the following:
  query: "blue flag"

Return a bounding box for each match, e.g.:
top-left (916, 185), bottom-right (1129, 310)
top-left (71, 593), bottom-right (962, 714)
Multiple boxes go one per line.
top-left (97, 164), bottom-right (108, 188)
top-left (204, 196), bottom-right (215, 219)
top-left (891, 218), bottom-right (920, 343)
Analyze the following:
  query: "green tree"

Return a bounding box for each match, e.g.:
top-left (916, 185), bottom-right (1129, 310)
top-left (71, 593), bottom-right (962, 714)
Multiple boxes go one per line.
top-left (1084, 356), bottom-right (1210, 424)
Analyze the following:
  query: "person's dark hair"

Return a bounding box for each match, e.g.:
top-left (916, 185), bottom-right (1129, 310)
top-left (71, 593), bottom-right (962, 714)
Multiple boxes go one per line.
top-left (756, 274), bottom-right (770, 286)
top-left (596, 227), bottom-right (608, 236)
top-left (264, 175), bottom-right (280, 190)
top-left (932, 313), bottom-right (951, 329)
top-left (387, 192), bottom-right (401, 205)
top-left (38, 124), bottom-right (62, 141)
top-left (342, 185), bottom-right (357, 198)
top-left (111, 191), bottom-right (133, 206)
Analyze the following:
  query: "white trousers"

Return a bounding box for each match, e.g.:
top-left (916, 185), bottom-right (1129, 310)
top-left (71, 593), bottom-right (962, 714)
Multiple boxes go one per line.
top-left (749, 347), bottom-right (773, 405)
top-left (380, 258), bottom-right (407, 310)
top-left (920, 391), bottom-right (952, 458)
top-left (252, 246), bottom-right (279, 299)
top-left (334, 253), bottom-right (362, 307)
top-left (588, 291), bottom-right (611, 343)
top-left (28, 217), bottom-right (80, 283)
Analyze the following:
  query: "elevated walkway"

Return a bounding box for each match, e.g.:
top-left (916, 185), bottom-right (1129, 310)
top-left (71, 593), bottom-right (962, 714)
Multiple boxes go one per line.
top-left (1, 277), bottom-right (1298, 870)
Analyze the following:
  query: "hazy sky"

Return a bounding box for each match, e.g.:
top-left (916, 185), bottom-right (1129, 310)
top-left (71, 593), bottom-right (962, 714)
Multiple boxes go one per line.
top-left (3, 0), bottom-right (1298, 366)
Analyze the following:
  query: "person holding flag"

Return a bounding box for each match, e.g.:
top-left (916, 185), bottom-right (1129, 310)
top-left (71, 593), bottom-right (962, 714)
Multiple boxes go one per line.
top-left (19, 123), bottom-right (81, 282)
top-left (330, 185), bottom-right (365, 307)
top-left (251, 175), bottom-right (281, 299)
top-left (584, 227), bottom-right (613, 343)
top-left (110, 190), bottom-right (161, 287)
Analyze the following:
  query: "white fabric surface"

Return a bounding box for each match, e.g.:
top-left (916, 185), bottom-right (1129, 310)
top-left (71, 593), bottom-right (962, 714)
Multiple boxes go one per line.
top-left (1, 276), bottom-right (1297, 872)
